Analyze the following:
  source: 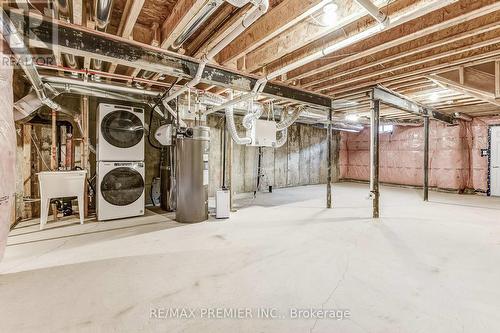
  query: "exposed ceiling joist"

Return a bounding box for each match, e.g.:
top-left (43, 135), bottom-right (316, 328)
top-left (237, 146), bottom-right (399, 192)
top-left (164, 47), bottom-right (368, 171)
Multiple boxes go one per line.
top-left (160, 0), bottom-right (207, 49)
top-left (216, 0), bottom-right (330, 66)
top-left (301, 14), bottom-right (500, 88)
top-left (313, 34), bottom-right (500, 92)
top-left (495, 60), bottom-right (500, 98)
top-left (428, 74), bottom-right (500, 107)
top-left (117, 0), bottom-right (146, 38)
top-left (245, 0), bottom-right (391, 73)
top-left (322, 48), bottom-right (500, 95)
top-left (287, 0), bottom-right (500, 83)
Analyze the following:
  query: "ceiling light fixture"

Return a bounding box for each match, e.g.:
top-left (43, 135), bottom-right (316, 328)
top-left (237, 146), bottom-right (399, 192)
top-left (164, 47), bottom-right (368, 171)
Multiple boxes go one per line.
top-left (320, 2), bottom-right (338, 26)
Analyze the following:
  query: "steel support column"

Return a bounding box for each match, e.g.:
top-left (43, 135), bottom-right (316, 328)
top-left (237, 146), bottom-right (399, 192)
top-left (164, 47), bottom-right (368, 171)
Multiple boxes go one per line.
top-left (327, 107), bottom-right (333, 208)
top-left (423, 115), bottom-right (430, 201)
top-left (370, 99), bottom-right (380, 218)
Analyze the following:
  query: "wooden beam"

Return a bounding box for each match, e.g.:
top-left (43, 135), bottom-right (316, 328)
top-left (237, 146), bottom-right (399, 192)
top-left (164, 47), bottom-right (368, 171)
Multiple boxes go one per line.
top-left (301, 16), bottom-right (500, 88)
top-left (22, 124), bottom-right (32, 219)
top-left (287, 0), bottom-right (500, 83)
top-left (322, 51), bottom-right (500, 96)
top-left (312, 34), bottom-right (500, 92)
top-left (117, 0), bottom-right (146, 38)
top-left (160, 0), bottom-right (207, 49)
top-left (242, 0), bottom-right (387, 72)
top-left (50, 110), bottom-right (57, 170)
top-left (72, 0), bottom-right (83, 25)
top-left (428, 74), bottom-right (500, 107)
top-left (216, 0), bottom-right (330, 65)
top-left (495, 60), bottom-right (500, 98)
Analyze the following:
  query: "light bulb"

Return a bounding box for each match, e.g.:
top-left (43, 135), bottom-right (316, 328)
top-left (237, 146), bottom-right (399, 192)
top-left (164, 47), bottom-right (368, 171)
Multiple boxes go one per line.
top-left (320, 3), bottom-right (338, 26)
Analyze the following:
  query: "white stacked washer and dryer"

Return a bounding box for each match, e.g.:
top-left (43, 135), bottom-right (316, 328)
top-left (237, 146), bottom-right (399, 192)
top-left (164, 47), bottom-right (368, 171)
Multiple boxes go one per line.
top-left (96, 103), bottom-right (146, 221)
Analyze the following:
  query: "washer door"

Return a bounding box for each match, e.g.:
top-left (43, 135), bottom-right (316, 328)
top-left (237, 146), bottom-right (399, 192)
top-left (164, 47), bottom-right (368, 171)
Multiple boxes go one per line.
top-left (101, 167), bottom-right (144, 206)
top-left (101, 110), bottom-right (144, 148)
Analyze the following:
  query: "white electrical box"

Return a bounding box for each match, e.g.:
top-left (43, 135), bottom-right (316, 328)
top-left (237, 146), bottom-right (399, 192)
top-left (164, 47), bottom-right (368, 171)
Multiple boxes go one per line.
top-left (216, 189), bottom-right (230, 219)
top-left (247, 119), bottom-right (277, 147)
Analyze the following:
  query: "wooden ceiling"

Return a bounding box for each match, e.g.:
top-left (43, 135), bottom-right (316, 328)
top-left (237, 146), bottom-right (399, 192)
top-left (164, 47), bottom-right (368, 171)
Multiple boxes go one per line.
top-left (12, 0), bottom-right (500, 121)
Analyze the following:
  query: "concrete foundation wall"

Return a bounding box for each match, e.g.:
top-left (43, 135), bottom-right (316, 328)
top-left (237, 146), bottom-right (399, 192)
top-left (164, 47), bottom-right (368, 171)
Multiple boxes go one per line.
top-left (207, 115), bottom-right (340, 196)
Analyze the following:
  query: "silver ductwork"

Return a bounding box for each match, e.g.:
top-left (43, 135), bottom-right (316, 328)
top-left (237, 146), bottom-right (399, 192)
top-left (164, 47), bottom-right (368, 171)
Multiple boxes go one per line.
top-left (225, 90), bottom-right (252, 145)
top-left (275, 128), bottom-right (287, 148)
top-left (172, 0), bottom-right (225, 50)
top-left (94, 0), bottom-right (114, 31)
top-left (92, 0), bottom-right (114, 78)
top-left (276, 106), bottom-right (304, 131)
top-left (1, 8), bottom-right (61, 112)
top-left (51, 0), bottom-right (79, 70)
top-left (163, 0), bottom-right (269, 105)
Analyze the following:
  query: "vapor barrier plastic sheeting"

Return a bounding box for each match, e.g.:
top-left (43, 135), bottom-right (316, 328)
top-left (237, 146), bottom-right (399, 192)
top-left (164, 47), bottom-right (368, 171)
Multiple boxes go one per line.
top-left (471, 116), bottom-right (500, 191)
top-left (0, 56), bottom-right (14, 260)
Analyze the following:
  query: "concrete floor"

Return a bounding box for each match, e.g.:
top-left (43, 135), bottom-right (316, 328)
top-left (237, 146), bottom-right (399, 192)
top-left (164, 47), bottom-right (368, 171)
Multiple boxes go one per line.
top-left (1, 182), bottom-right (500, 333)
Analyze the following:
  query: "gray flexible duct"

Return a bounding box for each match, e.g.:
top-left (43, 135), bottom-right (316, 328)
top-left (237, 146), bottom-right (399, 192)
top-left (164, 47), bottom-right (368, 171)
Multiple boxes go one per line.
top-left (242, 101), bottom-right (263, 129)
top-left (275, 128), bottom-right (287, 148)
top-left (226, 91), bottom-right (252, 145)
top-left (276, 106), bottom-right (304, 131)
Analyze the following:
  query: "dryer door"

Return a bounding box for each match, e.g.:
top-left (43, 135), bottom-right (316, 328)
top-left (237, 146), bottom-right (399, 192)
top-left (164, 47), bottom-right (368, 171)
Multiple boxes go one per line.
top-left (101, 110), bottom-right (144, 148)
top-left (100, 167), bottom-right (144, 206)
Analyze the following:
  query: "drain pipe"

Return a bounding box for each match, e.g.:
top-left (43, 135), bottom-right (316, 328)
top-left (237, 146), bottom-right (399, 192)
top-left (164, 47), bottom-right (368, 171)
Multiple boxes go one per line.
top-left (0, 8), bottom-right (60, 111)
top-left (354, 0), bottom-right (388, 24)
top-left (163, 0), bottom-right (269, 105)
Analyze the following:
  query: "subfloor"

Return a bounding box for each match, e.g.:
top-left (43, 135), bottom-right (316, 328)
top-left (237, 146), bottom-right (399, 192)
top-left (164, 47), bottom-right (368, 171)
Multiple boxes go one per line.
top-left (1, 182), bottom-right (500, 333)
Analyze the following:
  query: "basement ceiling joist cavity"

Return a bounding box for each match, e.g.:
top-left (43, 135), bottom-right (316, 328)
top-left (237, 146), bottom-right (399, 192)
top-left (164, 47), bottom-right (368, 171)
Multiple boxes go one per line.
top-left (6, 9), bottom-right (332, 109)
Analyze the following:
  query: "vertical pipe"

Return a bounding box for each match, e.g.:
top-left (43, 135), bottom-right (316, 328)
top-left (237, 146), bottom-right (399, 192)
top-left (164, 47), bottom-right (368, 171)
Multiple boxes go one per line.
top-left (222, 117), bottom-right (227, 188)
top-left (81, 96), bottom-right (89, 217)
top-left (65, 125), bottom-right (74, 170)
top-left (50, 109), bottom-right (57, 170)
top-left (81, 96), bottom-right (89, 170)
top-left (327, 107), bottom-right (333, 208)
top-left (370, 99), bottom-right (380, 218)
top-left (423, 116), bottom-right (430, 201)
top-left (227, 126), bottom-right (234, 211)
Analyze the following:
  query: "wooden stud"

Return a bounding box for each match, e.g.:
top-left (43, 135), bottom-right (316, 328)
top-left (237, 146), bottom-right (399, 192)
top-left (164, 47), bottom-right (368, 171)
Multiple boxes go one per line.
top-left (22, 124), bottom-right (32, 219)
top-left (50, 110), bottom-right (57, 170)
top-left (495, 60), bottom-right (500, 98)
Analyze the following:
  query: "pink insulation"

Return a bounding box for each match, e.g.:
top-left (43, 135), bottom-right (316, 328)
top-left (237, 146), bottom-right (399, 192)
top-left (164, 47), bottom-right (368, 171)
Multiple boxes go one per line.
top-left (339, 118), bottom-right (498, 192)
top-left (471, 116), bottom-right (500, 191)
top-left (0, 55), bottom-right (14, 260)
